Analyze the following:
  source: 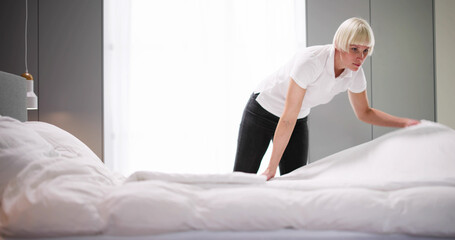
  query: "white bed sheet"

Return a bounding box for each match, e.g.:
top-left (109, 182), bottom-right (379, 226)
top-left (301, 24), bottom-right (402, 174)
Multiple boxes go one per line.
top-left (1, 117), bottom-right (455, 238)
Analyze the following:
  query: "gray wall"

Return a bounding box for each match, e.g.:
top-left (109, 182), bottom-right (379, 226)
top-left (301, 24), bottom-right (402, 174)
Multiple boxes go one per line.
top-left (0, 0), bottom-right (38, 121)
top-left (370, 0), bottom-right (434, 138)
top-left (306, 0), bottom-right (373, 163)
top-left (38, 0), bottom-right (103, 160)
top-left (0, 0), bottom-right (103, 160)
top-left (306, 0), bottom-right (435, 162)
top-left (435, 0), bottom-right (455, 130)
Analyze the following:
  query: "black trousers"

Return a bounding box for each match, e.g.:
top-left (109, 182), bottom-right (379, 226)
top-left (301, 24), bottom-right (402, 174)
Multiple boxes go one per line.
top-left (233, 93), bottom-right (309, 175)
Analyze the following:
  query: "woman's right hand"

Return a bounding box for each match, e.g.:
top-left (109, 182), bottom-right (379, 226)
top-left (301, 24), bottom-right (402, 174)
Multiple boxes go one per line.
top-left (262, 167), bottom-right (277, 181)
top-left (403, 118), bottom-right (420, 127)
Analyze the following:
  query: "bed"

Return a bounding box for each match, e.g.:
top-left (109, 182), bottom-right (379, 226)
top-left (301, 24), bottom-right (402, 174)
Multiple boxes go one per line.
top-left (0, 71), bottom-right (27, 122)
top-left (1, 71), bottom-right (455, 240)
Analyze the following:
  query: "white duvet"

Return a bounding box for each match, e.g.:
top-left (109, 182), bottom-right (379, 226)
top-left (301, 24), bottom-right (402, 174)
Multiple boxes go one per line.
top-left (1, 117), bottom-right (455, 238)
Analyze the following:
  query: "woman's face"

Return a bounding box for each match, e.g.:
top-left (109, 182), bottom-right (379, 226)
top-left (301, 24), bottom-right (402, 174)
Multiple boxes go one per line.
top-left (339, 44), bottom-right (370, 71)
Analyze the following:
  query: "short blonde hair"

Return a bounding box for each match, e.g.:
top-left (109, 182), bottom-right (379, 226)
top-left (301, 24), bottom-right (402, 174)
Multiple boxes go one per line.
top-left (333, 17), bottom-right (375, 55)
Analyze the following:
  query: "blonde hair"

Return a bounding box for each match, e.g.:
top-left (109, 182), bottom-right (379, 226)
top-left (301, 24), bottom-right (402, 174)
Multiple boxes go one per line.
top-left (333, 17), bottom-right (375, 55)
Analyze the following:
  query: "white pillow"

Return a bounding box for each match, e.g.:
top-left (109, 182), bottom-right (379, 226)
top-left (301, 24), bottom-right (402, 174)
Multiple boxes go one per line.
top-left (0, 116), bottom-right (105, 199)
top-left (24, 121), bottom-right (102, 164)
top-left (0, 116), bottom-right (53, 196)
top-left (23, 121), bottom-right (121, 184)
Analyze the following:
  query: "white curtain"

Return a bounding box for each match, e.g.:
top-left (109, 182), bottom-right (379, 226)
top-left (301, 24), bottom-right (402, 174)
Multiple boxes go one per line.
top-left (104, 0), bottom-right (131, 172)
top-left (104, 0), bottom-right (306, 176)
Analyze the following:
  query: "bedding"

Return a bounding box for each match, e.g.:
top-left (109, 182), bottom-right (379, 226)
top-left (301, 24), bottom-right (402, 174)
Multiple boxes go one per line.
top-left (0, 115), bottom-right (454, 238)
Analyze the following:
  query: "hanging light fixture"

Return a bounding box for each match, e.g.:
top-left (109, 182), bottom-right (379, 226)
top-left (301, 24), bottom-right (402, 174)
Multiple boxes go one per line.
top-left (22, 0), bottom-right (38, 110)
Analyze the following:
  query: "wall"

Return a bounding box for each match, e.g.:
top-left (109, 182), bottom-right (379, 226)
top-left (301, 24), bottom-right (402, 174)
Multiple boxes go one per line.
top-left (38, 0), bottom-right (103, 160)
top-left (435, 0), bottom-right (455, 130)
top-left (0, 0), bottom-right (103, 160)
top-left (1, 0), bottom-right (452, 165)
top-left (370, 0), bottom-right (434, 138)
top-left (0, 0), bottom-right (38, 121)
top-left (306, 0), bottom-right (372, 163)
top-left (306, 0), bottom-right (435, 162)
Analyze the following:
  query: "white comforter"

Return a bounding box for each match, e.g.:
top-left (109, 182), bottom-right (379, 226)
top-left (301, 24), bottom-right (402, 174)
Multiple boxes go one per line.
top-left (1, 120), bottom-right (455, 238)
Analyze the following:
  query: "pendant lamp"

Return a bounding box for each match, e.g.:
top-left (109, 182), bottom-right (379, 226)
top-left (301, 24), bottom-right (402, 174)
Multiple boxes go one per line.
top-left (22, 0), bottom-right (38, 110)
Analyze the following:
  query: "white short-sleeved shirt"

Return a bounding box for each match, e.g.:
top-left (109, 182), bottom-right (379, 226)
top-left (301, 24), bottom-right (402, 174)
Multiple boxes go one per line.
top-left (255, 44), bottom-right (367, 119)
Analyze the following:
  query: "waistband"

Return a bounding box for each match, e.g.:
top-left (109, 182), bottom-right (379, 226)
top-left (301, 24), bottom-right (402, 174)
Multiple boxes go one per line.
top-left (250, 93), bottom-right (308, 122)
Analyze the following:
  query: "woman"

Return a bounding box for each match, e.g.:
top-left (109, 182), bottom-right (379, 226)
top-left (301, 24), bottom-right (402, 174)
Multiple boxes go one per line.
top-left (233, 17), bottom-right (419, 180)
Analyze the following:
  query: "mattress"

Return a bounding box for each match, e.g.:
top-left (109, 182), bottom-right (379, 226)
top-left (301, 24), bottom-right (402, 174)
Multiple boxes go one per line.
top-left (1, 229), bottom-right (452, 240)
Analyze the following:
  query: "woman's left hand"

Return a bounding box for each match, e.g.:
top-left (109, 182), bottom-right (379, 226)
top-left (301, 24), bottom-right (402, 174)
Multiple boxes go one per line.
top-left (262, 167), bottom-right (277, 181)
top-left (403, 118), bottom-right (420, 127)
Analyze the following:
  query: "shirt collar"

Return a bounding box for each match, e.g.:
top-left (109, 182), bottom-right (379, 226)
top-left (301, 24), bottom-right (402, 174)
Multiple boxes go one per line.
top-left (327, 44), bottom-right (353, 79)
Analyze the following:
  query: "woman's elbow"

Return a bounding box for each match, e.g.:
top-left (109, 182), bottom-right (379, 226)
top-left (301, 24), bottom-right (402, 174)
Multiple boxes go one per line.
top-left (356, 108), bottom-right (372, 123)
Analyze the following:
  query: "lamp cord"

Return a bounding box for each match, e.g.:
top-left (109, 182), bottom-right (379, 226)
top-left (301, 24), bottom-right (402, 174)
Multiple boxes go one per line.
top-left (24, 0), bottom-right (29, 73)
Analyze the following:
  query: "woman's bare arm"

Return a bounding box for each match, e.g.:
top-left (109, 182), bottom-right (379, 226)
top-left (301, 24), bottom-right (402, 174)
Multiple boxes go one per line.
top-left (348, 90), bottom-right (419, 127)
top-left (262, 78), bottom-right (306, 180)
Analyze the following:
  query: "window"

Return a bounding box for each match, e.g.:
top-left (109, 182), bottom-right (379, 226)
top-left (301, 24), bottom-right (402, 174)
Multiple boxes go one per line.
top-left (104, 0), bottom-right (306, 176)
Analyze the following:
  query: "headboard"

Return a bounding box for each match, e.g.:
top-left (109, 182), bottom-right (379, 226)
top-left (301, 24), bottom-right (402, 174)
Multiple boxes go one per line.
top-left (0, 71), bottom-right (27, 122)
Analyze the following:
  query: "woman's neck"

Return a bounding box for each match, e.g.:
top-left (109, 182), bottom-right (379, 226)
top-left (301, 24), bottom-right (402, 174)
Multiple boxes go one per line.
top-left (334, 49), bottom-right (345, 78)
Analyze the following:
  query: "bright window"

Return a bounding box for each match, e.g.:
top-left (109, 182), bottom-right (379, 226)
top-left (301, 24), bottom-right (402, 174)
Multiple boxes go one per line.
top-left (104, 0), bottom-right (306, 176)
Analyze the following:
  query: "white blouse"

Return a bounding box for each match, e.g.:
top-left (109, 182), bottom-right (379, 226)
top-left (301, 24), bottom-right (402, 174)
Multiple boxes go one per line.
top-left (255, 44), bottom-right (366, 119)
